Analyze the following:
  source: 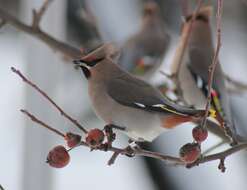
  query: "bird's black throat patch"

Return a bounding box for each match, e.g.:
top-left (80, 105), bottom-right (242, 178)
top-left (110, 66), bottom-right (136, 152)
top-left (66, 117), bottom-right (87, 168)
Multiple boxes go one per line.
top-left (80, 66), bottom-right (91, 79)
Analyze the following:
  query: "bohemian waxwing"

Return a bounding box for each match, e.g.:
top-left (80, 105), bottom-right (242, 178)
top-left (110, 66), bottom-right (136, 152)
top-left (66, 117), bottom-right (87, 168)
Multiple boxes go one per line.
top-left (170, 6), bottom-right (238, 143)
top-left (119, 1), bottom-right (170, 78)
top-left (74, 44), bottom-right (206, 142)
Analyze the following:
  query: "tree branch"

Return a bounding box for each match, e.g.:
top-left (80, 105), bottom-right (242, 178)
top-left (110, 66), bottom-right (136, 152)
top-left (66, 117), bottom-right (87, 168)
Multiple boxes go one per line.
top-left (187, 142), bottom-right (247, 169)
top-left (21, 106), bottom-right (247, 169)
top-left (0, 184), bottom-right (4, 190)
top-left (32, 0), bottom-right (54, 29)
top-left (201, 0), bottom-right (223, 129)
top-left (107, 152), bottom-right (120, 166)
top-left (0, 7), bottom-right (81, 59)
top-left (170, 0), bottom-right (203, 78)
top-left (202, 140), bottom-right (225, 155)
top-left (11, 67), bottom-right (88, 134)
top-left (21, 109), bottom-right (65, 137)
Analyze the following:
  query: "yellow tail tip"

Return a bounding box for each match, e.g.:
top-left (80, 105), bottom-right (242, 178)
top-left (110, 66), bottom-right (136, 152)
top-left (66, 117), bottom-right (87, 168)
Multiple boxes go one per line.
top-left (209, 109), bottom-right (216, 118)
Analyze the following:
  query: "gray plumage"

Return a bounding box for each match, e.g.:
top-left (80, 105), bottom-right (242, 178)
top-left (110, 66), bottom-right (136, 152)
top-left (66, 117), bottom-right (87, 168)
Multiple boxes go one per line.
top-left (107, 70), bottom-right (204, 116)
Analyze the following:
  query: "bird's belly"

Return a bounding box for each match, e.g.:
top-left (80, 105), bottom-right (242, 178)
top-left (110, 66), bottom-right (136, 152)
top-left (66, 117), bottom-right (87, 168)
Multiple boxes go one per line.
top-left (89, 85), bottom-right (167, 142)
top-left (112, 107), bottom-right (167, 142)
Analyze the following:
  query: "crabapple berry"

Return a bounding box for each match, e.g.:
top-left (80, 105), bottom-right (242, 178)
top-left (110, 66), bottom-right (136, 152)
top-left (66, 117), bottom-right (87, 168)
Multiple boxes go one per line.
top-left (47, 145), bottom-right (70, 168)
top-left (179, 143), bottom-right (201, 163)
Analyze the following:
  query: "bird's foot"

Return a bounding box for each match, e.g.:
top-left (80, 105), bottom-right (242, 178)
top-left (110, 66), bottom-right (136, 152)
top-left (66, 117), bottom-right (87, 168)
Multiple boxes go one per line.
top-left (104, 124), bottom-right (116, 146)
top-left (100, 143), bottom-right (112, 151)
top-left (123, 140), bottom-right (141, 157)
top-left (123, 146), bottom-right (136, 157)
top-left (128, 139), bottom-right (141, 150)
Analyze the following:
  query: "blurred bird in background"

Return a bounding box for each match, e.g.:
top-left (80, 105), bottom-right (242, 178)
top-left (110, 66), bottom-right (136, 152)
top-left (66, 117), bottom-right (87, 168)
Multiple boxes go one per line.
top-left (67, 0), bottom-right (102, 50)
top-left (119, 1), bottom-right (170, 80)
top-left (170, 6), bottom-right (238, 144)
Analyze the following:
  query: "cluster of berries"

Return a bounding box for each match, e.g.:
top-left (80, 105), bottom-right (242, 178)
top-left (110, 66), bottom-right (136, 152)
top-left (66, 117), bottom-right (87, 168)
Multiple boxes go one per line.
top-left (47, 129), bottom-right (105, 168)
top-left (179, 125), bottom-right (208, 163)
top-left (47, 125), bottom-right (209, 168)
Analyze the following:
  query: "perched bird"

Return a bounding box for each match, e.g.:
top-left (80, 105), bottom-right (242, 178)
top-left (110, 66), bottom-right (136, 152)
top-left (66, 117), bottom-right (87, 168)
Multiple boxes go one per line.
top-left (170, 6), bottom-right (237, 143)
top-left (119, 1), bottom-right (170, 78)
top-left (74, 44), bottom-right (206, 142)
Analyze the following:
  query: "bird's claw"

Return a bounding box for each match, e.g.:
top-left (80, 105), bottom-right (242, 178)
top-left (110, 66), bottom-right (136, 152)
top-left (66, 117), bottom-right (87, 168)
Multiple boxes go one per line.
top-left (104, 124), bottom-right (116, 148)
top-left (124, 146), bottom-right (136, 157)
top-left (100, 143), bottom-right (112, 151)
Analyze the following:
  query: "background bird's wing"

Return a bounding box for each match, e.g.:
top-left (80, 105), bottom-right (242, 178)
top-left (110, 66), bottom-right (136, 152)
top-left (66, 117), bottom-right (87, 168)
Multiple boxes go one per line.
top-left (188, 47), bottom-right (231, 119)
top-left (107, 74), bottom-right (204, 116)
top-left (187, 46), bottom-right (237, 140)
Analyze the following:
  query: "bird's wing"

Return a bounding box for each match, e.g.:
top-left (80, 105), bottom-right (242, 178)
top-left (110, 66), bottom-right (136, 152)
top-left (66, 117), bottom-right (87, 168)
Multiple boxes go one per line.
top-left (107, 74), bottom-right (204, 117)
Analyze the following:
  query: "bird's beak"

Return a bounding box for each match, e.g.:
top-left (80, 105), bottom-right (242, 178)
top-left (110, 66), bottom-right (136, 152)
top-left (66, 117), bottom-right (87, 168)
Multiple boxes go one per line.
top-left (73, 60), bottom-right (90, 69)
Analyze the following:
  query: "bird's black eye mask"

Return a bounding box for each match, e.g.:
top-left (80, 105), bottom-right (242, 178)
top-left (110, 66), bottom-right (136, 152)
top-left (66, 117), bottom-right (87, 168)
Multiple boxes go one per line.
top-left (73, 57), bottom-right (104, 79)
top-left (74, 57), bottom-right (104, 67)
top-left (80, 66), bottom-right (91, 79)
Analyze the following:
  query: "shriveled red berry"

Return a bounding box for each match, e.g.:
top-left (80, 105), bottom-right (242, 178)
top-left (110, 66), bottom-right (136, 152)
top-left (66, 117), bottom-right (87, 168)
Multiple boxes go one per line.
top-left (192, 126), bottom-right (208, 142)
top-left (86, 128), bottom-right (105, 147)
top-left (65, 132), bottom-right (81, 148)
top-left (47, 145), bottom-right (70, 168)
top-left (179, 143), bottom-right (201, 163)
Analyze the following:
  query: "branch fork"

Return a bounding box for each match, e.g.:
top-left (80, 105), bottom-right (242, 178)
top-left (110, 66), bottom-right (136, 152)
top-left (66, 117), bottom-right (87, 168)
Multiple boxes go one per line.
top-left (32, 0), bottom-right (54, 30)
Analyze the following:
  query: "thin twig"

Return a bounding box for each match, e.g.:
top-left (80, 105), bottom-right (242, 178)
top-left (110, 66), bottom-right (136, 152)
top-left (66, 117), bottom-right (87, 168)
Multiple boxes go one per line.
top-left (0, 184), bottom-right (4, 190)
top-left (107, 152), bottom-right (120, 166)
top-left (11, 67), bottom-right (88, 134)
top-left (203, 140), bottom-right (226, 155)
top-left (170, 0), bottom-right (203, 78)
top-left (201, 0), bottom-right (223, 129)
top-left (32, 0), bottom-right (54, 29)
top-left (187, 142), bottom-right (247, 168)
top-left (0, 7), bottom-right (81, 59)
top-left (21, 109), bottom-right (65, 137)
